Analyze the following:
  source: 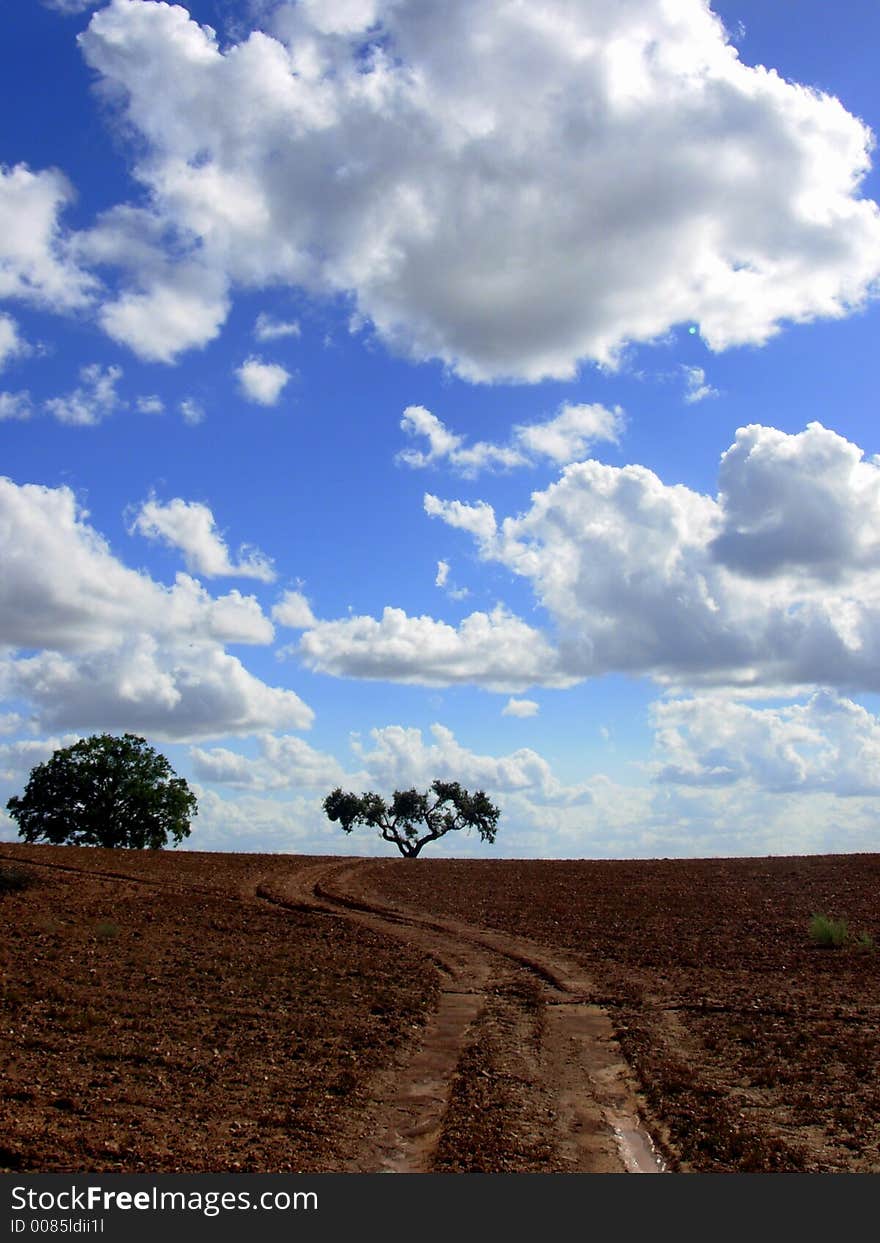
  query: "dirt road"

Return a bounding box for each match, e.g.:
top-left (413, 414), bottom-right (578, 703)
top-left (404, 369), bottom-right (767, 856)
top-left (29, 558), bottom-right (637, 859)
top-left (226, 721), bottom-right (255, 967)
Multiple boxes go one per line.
top-left (257, 858), bottom-right (666, 1173)
top-left (1, 846), bottom-right (666, 1173)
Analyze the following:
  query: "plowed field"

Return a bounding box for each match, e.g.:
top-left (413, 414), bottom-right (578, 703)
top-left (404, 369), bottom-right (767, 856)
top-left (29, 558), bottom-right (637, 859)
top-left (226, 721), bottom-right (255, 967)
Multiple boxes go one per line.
top-left (2, 845), bottom-right (878, 1173)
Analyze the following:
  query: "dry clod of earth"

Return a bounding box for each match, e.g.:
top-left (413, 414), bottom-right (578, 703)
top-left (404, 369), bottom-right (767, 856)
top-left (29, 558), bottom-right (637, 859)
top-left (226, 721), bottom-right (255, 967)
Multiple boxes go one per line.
top-left (1, 845), bottom-right (878, 1173)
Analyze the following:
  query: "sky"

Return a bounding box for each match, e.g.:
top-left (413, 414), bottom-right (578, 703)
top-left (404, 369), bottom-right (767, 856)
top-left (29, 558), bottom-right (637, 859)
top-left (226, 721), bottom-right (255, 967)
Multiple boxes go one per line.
top-left (2, 0), bottom-right (880, 861)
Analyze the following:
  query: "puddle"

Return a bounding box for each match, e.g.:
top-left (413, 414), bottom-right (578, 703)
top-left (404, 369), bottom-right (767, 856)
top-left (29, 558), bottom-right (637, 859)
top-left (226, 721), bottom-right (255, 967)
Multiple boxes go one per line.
top-left (610, 1119), bottom-right (667, 1173)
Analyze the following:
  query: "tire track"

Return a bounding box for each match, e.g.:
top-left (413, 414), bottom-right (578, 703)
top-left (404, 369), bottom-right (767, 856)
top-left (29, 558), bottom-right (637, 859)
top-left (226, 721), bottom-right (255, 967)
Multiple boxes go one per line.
top-left (260, 858), bottom-right (667, 1173)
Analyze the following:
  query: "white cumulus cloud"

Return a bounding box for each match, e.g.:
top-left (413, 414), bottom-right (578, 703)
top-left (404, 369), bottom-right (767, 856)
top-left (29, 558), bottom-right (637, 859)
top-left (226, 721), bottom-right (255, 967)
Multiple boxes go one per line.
top-left (299, 604), bottom-right (574, 692)
top-left (0, 163), bottom-right (96, 311)
top-left (682, 366), bottom-right (720, 404)
top-left (425, 421), bottom-right (880, 693)
top-left (399, 402), bottom-right (623, 475)
top-left (254, 312), bottom-right (300, 342)
top-left (502, 698), bottom-right (540, 718)
top-left (191, 732), bottom-right (346, 791)
top-left (272, 590), bottom-right (317, 630)
top-left (651, 691), bottom-right (880, 796)
top-left (75, 0), bottom-right (880, 379)
top-left (235, 356), bottom-right (292, 406)
top-left (0, 314), bottom-right (29, 373)
top-left (352, 722), bottom-right (590, 805)
top-left (131, 497), bottom-right (276, 582)
top-left (44, 363), bottom-right (124, 426)
top-left (0, 392), bottom-right (33, 422)
top-left (0, 475), bottom-right (312, 740)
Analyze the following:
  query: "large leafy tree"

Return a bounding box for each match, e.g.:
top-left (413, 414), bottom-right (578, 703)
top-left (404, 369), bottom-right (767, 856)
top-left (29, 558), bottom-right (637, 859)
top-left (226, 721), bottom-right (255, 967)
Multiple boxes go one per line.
top-left (6, 733), bottom-right (197, 849)
top-left (323, 780), bottom-right (500, 858)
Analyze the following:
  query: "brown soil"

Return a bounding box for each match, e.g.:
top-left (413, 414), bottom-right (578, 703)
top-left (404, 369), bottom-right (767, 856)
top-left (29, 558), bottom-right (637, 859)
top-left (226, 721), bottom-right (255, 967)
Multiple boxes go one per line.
top-left (1, 845), bottom-right (878, 1174)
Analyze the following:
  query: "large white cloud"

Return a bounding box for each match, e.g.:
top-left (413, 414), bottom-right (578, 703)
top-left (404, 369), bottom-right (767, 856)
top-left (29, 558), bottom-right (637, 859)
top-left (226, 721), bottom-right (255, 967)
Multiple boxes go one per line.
top-left (651, 691), bottom-right (880, 796)
top-left (421, 421), bottom-right (880, 692)
top-left (131, 496), bottom-right (276, 581)
top-left (298, 604), bottom-right (574, 691)
top-left (0, 476), bottom-right (313, 739)
top-left (0, 639), bottom-right (311, 742)
top-left (75, 0), bottom-right (880, 379)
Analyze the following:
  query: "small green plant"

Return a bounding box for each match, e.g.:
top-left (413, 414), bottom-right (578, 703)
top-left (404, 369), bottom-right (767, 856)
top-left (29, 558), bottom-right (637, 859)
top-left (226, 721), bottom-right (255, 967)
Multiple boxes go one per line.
top-left (809, 913), bottom-right (849, 948)
top-left (855, 930), bottom-right (876, 953)
top-left (94, 920), bottom-right (119, 942)
top-left (0, 864), bottom-right (34, 895)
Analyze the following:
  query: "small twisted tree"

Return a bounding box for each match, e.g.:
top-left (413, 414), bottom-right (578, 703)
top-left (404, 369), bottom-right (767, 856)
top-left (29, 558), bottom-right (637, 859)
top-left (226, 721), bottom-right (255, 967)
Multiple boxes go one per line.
top-left (323, 780), bottom-right (500, 858)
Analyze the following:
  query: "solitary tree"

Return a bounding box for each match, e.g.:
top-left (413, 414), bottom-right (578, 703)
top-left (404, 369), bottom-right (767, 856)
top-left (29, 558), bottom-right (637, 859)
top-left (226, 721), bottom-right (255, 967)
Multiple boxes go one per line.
top-left (6, 733), bottom-right (197, 849)
top-left (323, 780), bottom-right (500, 858)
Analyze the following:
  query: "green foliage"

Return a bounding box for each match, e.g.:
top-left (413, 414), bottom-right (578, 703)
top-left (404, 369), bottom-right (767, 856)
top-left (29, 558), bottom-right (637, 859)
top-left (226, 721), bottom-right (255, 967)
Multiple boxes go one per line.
top-left (808, 913), bottom-right (849, 949)
top-left (855, 930), bottom-right (876, 953)
top-left (324, 779), bottom-right (501, 858)
top-left (6, 733), bottom-right (197, 850)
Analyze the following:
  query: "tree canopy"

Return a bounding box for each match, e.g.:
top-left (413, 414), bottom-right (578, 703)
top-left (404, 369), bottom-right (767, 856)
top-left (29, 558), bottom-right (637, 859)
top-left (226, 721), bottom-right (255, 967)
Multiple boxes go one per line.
top-left (323, 780), bottom-right (500, 857)
top-left (6, 733), bottom-right (197, 850)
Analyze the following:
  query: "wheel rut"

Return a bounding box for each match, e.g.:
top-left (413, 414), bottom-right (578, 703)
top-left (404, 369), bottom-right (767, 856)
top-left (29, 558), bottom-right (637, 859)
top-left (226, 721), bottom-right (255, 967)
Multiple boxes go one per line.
top-left (259, 858), bottom-right (667, 1174)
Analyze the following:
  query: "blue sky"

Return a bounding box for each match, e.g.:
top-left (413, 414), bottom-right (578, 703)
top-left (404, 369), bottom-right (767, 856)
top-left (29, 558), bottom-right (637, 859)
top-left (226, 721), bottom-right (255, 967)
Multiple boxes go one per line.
top-left (2, 0), bottom-right (880, 859)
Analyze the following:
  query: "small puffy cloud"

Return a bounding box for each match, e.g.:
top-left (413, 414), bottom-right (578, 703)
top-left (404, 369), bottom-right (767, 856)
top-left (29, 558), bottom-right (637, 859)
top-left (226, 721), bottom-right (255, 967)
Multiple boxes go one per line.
top-left (131, 497), bottom-right (276, 582)
top-left (398, 406), bottom-right (525, 475)
top-left (434, 559), bottom-right (469, 601)
top-left (502, 697), bottom-right (539, 719)
top-left (514, 403), bottom-right (624, 465)
top-left (0, 314), bottom-right (29, 372)
top-left (682, 366), bottom-right (719, 404)
top-left (423, 494), bottom-right (497, 545)
top-left (136, 395), bottom-right (164, 414)
top-left (77, 1), bottom-right (880, 379)
top-left (0, 391), bottom-right (33, 422)
top-left (43, 363), bottom-right (123, 426)
top-left (651, 691), bottom-right (880, 797)
top-left (272, 590), bottom-right (317, 630)
top-left (100, 270), bottom-right (229, 363)
top-left (0, 475), bottom-right (312, 741)
top-left (254, 313), bottom-right (300, 342)
top-left (42, 1), bottom-right (102, 12)
top-left (299, 604), bottom-right (574, 692)
top-left (179, 398), bottom-right (205, 425)
top-left (235, 356), bottom-right (292, 406)
top-left (0, 163), bottom-right (96, 311)
top-left (399, 402), bottom-right (622, 476)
